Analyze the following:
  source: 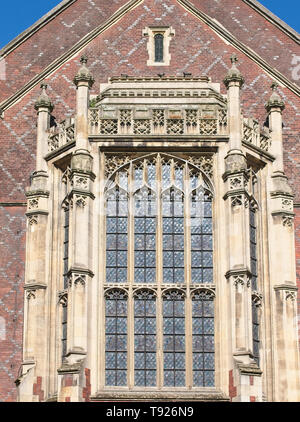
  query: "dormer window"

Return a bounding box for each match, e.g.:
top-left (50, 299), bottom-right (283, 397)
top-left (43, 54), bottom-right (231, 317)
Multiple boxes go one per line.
top-left (143, 26), bottom-right (175, 66)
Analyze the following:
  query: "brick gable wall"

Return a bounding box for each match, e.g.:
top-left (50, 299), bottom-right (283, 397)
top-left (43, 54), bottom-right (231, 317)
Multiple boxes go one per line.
top-left (0, 0), bottom-right (299, 401)
top-left (189, 0), bottom-right (300, 87)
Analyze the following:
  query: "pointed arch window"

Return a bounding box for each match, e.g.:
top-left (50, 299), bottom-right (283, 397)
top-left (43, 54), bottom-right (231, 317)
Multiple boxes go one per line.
top-left (103, 154), bottom-right (215, 390)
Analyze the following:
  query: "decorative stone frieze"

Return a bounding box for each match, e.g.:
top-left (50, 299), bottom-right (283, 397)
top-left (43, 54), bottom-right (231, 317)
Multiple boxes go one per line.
top-left (89, 105), bottom-right (227, 137)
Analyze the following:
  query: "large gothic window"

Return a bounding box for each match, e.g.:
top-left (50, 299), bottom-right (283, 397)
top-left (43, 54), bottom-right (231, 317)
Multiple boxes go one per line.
top-left (154, 33), bottom-right (164, 62)
top-left (103, 154), bottom-right (215, 389)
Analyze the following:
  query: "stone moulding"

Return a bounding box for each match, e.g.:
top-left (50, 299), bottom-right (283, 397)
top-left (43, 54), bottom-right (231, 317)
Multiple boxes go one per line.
top-left (90, 389), bottom-right (230, 401)
top-left (24, 283), bottom-right (47, 300)
top-left (271, 210), bottom-right (295, 227)
top-left (57, 360), bottom-right (83, 375)
top-left (225, 268), bottom-right (252, 288)
top-left (274, 284), bottom-right (298, 298)
top-left (67, 268), bottom-right (94, 288)
top-left (235, 362), bottom-right (262, 376)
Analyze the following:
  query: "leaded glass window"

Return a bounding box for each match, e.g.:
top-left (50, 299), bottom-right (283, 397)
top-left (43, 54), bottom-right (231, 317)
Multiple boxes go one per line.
top-left (154, 33), bottom-right (164, 62)
top-left (192, 290), bottom-right (215, 387)
top-left (134, 187), bottom-right (156, 283)
top-left (105, 289), bottom-right (128, 386)
top-left (62, 205), bottom-right (69, 360)
top-left (250, 206), bottom-right (257, 290)
top-left (106, 186), bottom-right (128, 283)
top-left (250, 204), bottom-right (260, 365)
top-left (162, 188), bottom-right (184, 284)
top-left (103, 154), bottom-right (215, 390)
top-left (134, 290), bottom-right (156, 386)
top-left (190, 188), bottom-right (213, 284)
top-left (252, 301), bottom-right (260, 365)
top-left (163, 290), bottom-right (185, 386)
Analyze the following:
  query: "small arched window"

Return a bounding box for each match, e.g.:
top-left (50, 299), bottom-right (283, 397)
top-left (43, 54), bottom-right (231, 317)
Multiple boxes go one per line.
top-left (154, 33), bottom-right (164, 62)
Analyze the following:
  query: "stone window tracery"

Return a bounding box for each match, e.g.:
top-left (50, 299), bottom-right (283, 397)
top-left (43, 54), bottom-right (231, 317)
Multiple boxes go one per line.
top-left (102, 154), bottom-right (215, 389)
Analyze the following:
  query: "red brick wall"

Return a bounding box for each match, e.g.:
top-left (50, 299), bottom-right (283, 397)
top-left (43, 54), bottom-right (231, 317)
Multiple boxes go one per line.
top-left (0, 0), bottom-right (299, 401)
top-left (189, 0), bottom-right (300, 87)
top-left (0, 206), bottom-right (25, 401)
top-left (0, 0), bottom-right (129, 103)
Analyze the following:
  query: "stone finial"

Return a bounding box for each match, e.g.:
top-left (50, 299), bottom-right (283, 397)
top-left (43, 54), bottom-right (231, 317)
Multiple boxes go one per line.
top-left (265, 81), bottom-right (285, 112)
top-left (73, 55), bottom-right (95, 88)
top-left (223, 54), bottom-right (244, 88)
top-left (34, 82), bottom-right (54, 112)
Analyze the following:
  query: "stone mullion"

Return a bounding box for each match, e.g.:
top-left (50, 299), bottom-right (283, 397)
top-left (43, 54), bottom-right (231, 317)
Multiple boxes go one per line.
top-left (184, 164), bottom-right (192, 389)
top-left (185, 289), bottom-right (192, 389)
top-left (156, 155), bottom-right (163, 389)
top-left (98, 152), bottom-right (106, 391)
top-left (128, 163), bottom-right (135, 389)
top-left (128, 289), bottom-right (134, 389)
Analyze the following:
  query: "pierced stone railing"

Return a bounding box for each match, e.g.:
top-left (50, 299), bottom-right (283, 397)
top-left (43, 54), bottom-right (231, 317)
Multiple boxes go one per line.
top-left (88, 107), bottom-right (228, 137)
top-left (48, 118), bottom-right (75, 152)
top-left (242, 117), bottom-right (271, 152)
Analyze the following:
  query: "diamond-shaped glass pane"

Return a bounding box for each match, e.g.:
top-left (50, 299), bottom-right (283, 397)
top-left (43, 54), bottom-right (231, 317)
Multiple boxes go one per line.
top-left (193, 353), bottom-right (203, 370)
top-left (204, 353), bottom-right (214, 369)
top-left (203, 268), bottom-right (213, 283)
top-left (175, 371), bottom-right (185, 386)
top-left (175, 353), bottom-right (185, 369)
top-left (116, 370), bottom-right (127, 386)
top-left (203, 318), bottom-right (214, 334)
top-left (193, 371), bottom-right (204, 387)
top-left (146, 370), bottom-right (156, 386)
top-left (117, 352), bottom-right (127, 369)
top-left (106, 352), bottom-right (115, 369)
top-left (204, 371), bottom-right (214, 387)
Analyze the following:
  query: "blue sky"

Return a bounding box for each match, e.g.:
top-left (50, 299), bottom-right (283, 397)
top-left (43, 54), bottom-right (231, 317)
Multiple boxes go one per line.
top-left (0, 0), bottom-right (299, 49)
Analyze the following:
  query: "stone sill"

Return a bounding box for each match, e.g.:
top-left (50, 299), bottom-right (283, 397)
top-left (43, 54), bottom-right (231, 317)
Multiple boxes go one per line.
top-left (90, 389), bottom-right (229, 401)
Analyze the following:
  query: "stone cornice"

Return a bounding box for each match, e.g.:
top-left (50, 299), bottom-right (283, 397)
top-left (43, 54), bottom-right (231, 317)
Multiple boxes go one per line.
top-left (24, 283), bottom-right (47, 291)
top-left (274, 284), bottom-right (298, 292)
top-left (67, 267), bottom-right (94, 278)
top-left (90, 389), bottom-right (230, 401)
top-left (236, 362), bottom-right (263, 376)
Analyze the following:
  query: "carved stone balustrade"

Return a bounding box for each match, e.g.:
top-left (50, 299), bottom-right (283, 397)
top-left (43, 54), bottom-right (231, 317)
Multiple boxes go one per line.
top-left (48, 117), bottom-right (75, 152)
top-left (242, 117), bottom-right (271, 152)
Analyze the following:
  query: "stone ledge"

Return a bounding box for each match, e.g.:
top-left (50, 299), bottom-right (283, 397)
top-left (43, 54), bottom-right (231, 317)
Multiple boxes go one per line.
top-left (90, 389), bottom-right (229, 401)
